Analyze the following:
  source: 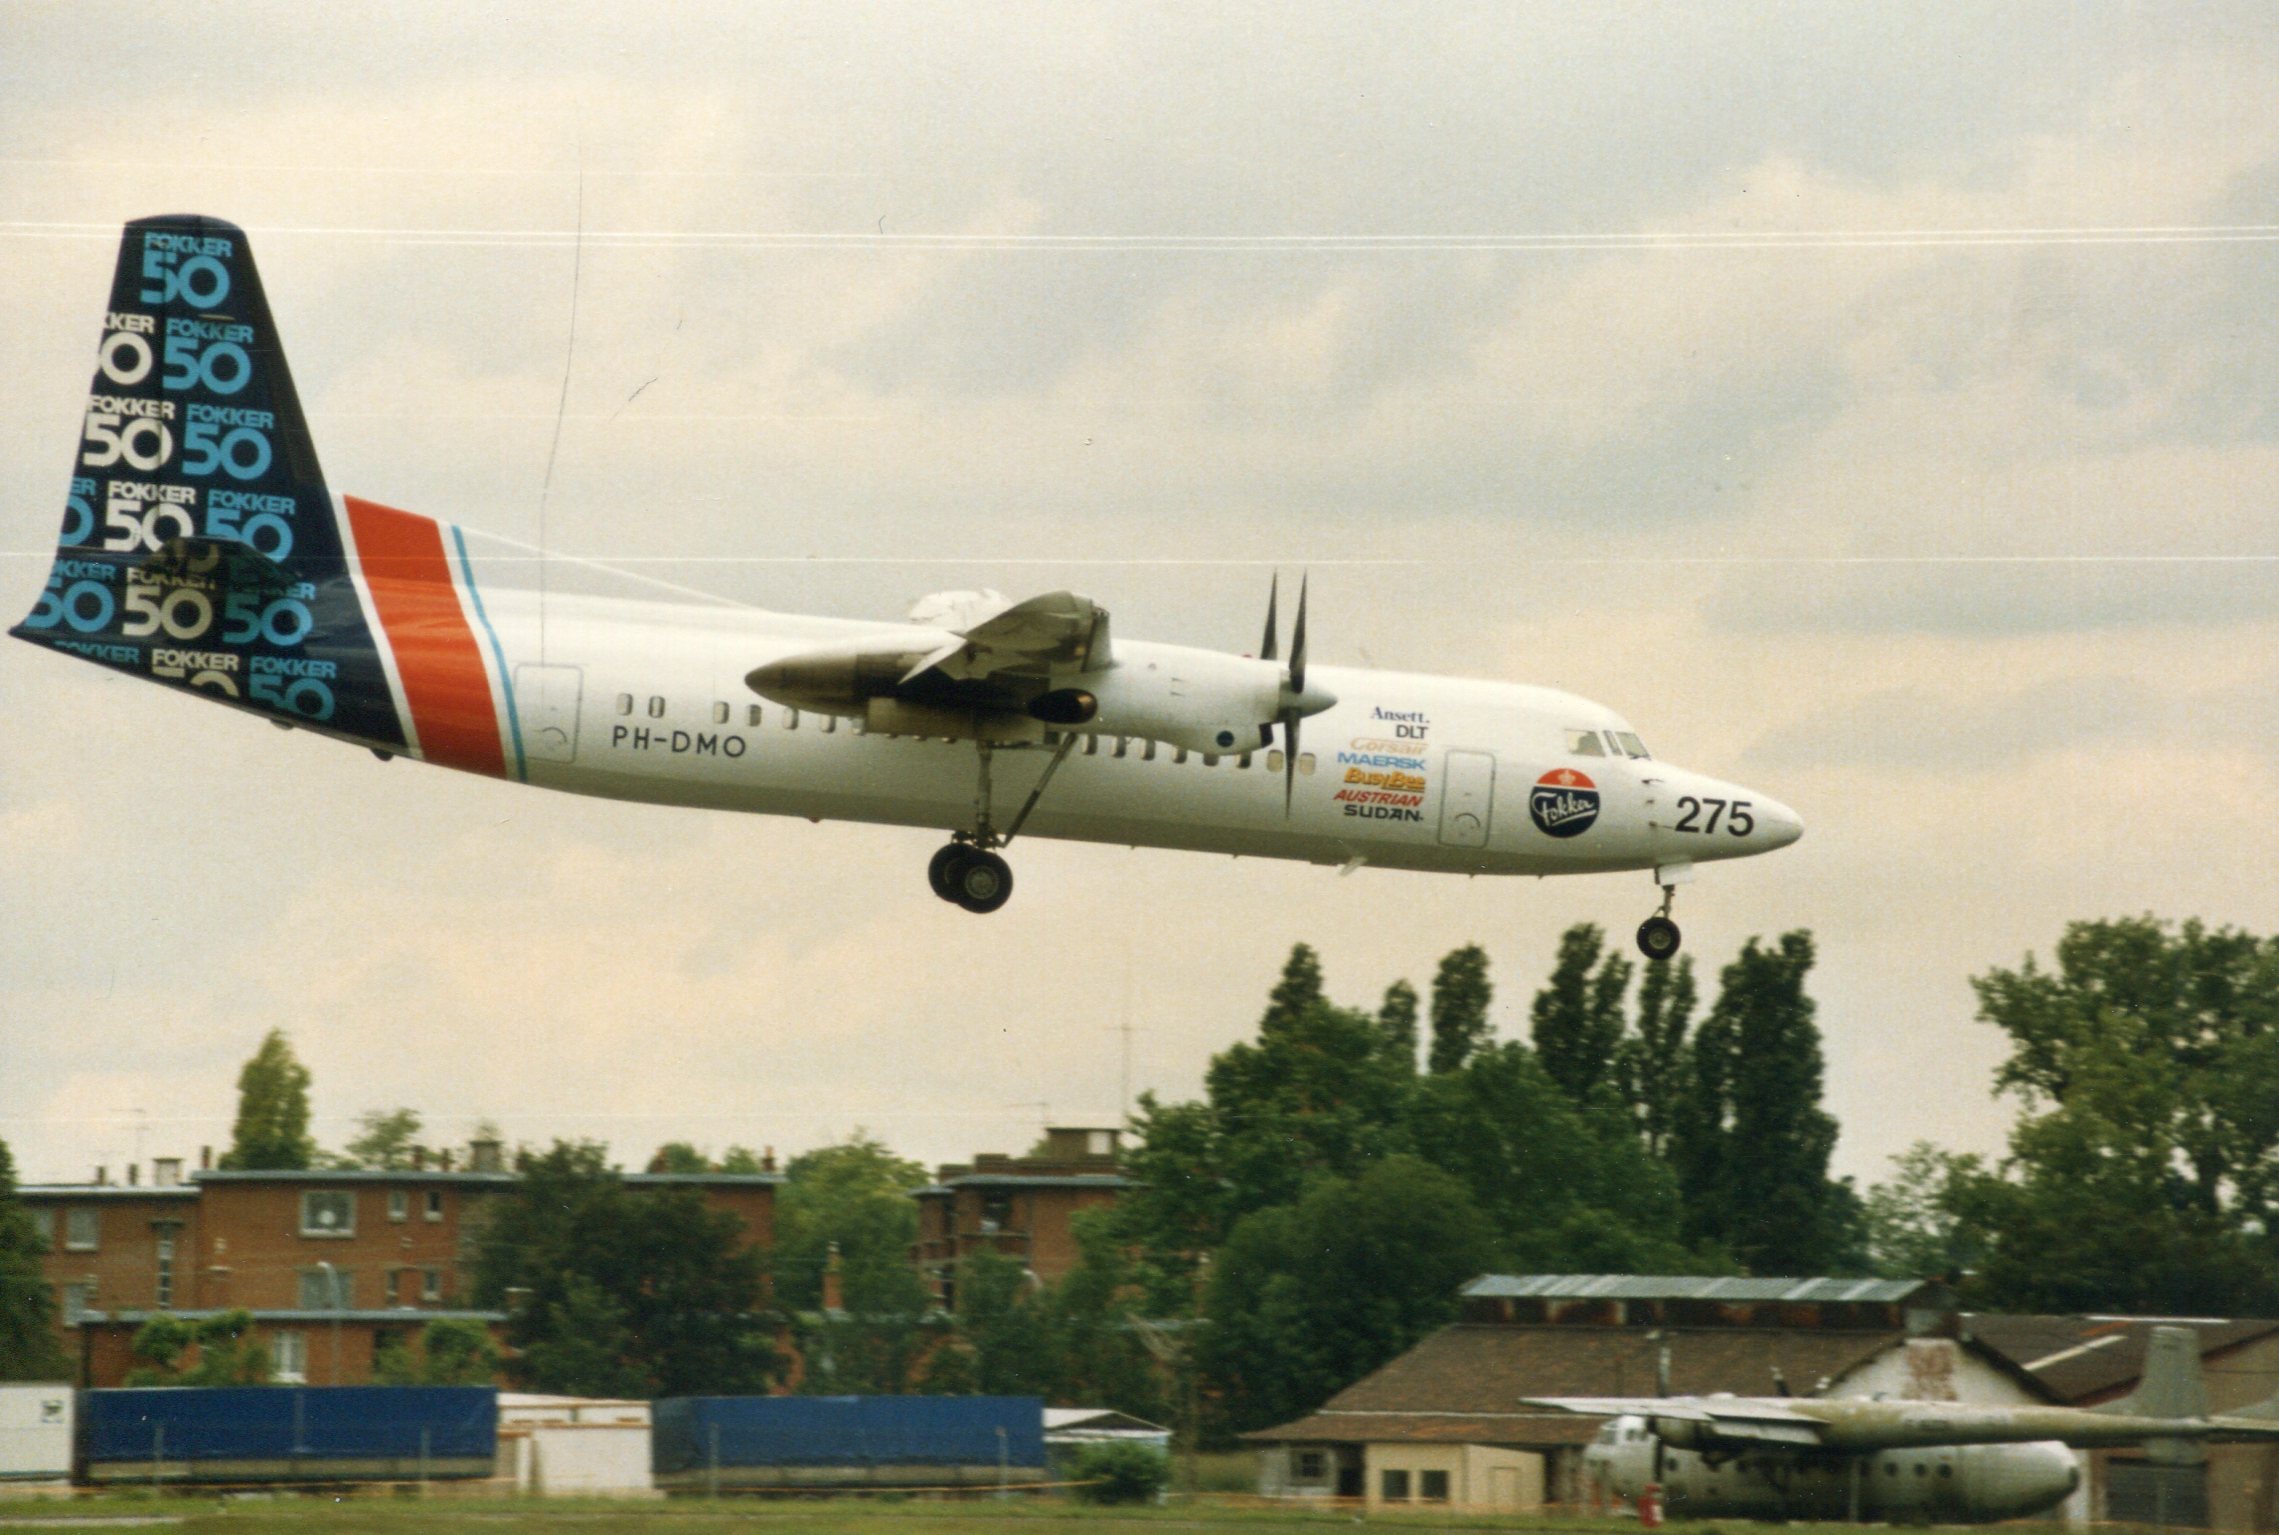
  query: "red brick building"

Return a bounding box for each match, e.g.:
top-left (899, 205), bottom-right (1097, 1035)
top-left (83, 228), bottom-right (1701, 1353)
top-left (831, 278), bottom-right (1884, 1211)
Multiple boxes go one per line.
top-left (912, 1127), bottom-right (1130, 1305)
top-left (22, 1148), bottom-right (781, 1387)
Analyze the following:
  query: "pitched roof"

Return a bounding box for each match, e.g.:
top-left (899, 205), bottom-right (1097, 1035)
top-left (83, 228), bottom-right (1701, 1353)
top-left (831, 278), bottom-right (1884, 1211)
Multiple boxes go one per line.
top-left (1964, 1314), bottom-right (2279, 1406)
top-left (1243, 1323), bottom-right (1903, 1444)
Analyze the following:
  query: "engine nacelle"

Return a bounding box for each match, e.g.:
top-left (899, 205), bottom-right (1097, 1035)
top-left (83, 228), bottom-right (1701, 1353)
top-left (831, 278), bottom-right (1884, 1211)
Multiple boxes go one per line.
top-left (1078, 645), bottom-right (1284, 756)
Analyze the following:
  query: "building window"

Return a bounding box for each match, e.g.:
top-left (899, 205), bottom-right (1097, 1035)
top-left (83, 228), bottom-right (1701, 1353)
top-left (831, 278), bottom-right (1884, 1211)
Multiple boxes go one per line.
top-left (299, 1268), bottom-right (353, 1309)
top-left (272, 1329), bottom-right (308, 1384)
top-left (26, 1208), bottom-right (54, 1250)
top-left (1381, 1469), bottom-right (1411, 1502)
top-left (647, 695), bottom-right (665, 718)
top-left (424, 1190), bottom-right (444, 1222)
top-left (299, 1191), bottom-right (355, 1237)
top-left (59, 1282), bottom-right (94, 1325)
top-left (388, 1190), bottom-right (409, 1222)
top-left (422, 1269), bottom-right (444, 1303)
top-left (1086, 1130), bottom-right (1113, 1156)
top-left (154, 1229), bottom-right (177, 1309)
top-left (386, 1269), bottom-right (402, 1307)
top-left (1420, 1470), bottom-right (1450, 1502)
top-left (980, 1191), bottom-right (1013, 1231)
top-left (615, 693), bottom-right (633, 716)
top-left (1296, 1451), bottom-right (1325, 1481)
top-left (63, 1208), bottom-right (98, 1252)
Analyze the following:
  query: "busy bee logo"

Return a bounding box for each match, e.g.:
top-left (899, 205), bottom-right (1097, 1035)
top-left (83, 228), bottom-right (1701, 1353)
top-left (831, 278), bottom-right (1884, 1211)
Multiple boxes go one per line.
top-left (1530, 767), bottom-right (1599, 838)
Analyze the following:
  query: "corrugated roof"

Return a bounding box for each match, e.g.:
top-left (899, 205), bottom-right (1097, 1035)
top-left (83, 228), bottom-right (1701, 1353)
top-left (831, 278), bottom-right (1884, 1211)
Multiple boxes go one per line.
top-left (1463, 1274), bottom-right (1935, 1304)
top-left (1964, 1314), bottom-right (2279, 1407)
top-left (1246, 1411), bottom-right (1600, 1448)
top-left (916, 1174), bottom-right (1134, 1191)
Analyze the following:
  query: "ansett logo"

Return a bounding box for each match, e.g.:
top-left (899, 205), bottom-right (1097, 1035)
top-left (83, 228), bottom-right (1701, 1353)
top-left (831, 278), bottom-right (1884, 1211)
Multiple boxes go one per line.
top-left (1530, 767), bottom-right (1599, 838)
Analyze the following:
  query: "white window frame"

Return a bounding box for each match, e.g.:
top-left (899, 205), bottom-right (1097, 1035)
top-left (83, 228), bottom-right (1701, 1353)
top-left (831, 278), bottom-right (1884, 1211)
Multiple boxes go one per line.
top-left (298, 1267), bottom-right (353, 1309)
top-left (271, 1328), bottom-right (309, 1384)
top-left (424, 1189), bottom-right (444, 1222)
top-left (422, 1269), bottom-right (443, 1303)
top-left (299, 1190), bottom-right (356, 1238)
top-left (63, 1207), bottom-right (99, 1252)
top-left (387, 1189), bottom-right (410, 1223)
top-left (26, 1207), bottom-right (54, 1250)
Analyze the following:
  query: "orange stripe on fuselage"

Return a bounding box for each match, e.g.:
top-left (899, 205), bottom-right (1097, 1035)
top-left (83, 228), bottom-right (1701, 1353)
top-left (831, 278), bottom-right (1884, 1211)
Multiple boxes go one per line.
top-left (344, 495), bottom-right (505, 778)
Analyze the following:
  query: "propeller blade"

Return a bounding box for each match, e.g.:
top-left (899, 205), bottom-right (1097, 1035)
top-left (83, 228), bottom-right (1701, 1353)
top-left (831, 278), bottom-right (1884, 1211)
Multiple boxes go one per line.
top-left (1289, 573), bottom-right (1309, 698)
top-left (1283, 713), bottom-right (1301, 817)
top-left (1260, 572), bottom-right (1280, 664)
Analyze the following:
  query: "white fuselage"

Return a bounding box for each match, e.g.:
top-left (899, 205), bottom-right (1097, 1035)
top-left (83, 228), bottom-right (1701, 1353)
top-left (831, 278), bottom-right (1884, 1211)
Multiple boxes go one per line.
top-left (447, 584), bottom-right (1801, 877)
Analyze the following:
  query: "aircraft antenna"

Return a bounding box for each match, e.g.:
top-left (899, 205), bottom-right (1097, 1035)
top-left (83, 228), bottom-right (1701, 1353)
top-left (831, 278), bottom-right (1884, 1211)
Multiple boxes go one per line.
top-left (534, 165), bottom-right (587, 662)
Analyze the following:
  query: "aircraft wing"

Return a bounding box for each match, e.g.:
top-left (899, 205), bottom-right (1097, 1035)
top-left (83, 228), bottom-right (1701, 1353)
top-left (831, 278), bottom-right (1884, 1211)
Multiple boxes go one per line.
top-left (1521, 1397), bottom-right (1831, 1447)
top-left (904, 590), bottom-right (1112, 685)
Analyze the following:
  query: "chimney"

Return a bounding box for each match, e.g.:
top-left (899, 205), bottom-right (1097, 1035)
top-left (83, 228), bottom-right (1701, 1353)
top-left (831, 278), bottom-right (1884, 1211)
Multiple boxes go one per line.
top-left (439, 1149), bottom-right (454, 1172)
top-left (199, 1145), bottom-right (212, 1171)
top-left (762, 1146), bottom-right (776, 1174)
top-left (822, 1241), bottom-right (845, 1313)
top-left (469, 1138), bottom-right (503, 1174)
top-left (94, 1165), bottom-right (107, 1186)
top-left (154, 1158), bottom-right (182, 1187)
top-left (411, 1146), bottom-right (426, 1171)
top-left (127, 1163), bottom-right (140, 1187)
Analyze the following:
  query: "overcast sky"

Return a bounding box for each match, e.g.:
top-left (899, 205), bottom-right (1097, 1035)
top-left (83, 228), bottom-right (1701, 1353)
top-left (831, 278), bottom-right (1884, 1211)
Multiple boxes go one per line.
top-left (4, 4), bottom-right (2275, 1205)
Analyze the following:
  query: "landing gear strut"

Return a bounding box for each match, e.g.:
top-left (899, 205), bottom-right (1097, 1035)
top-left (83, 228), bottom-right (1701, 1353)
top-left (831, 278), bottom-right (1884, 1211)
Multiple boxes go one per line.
top-left (927, 734), bottom-right (1077, 914)
top-left (1637, 871), bottom-right (1684, 961)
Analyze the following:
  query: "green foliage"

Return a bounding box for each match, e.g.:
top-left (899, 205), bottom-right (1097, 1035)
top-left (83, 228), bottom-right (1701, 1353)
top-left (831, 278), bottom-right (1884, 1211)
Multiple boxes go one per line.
top-left (125, 1309), bottom-right (271, 1386)
top-left (1960, 918), bottom-right (2279, 1313)
top-left (773, 1132), bottom-right (935, 1395)
top-left (1377, 979), bottom-right (1420, 1066)
top-left (1530, 924), bottom-right (1632, 1103)
top-left (218, 1029), bottom-right (317, 1171)
top-left (1262, 944), bottom-right (1326, 1037)
top-left (1615, 953), bottom-right (1698, 1158)
top-left (1199, 1157), bottom-right (1493, 1435)
top-left (373, 1319), bottom-right (502, 1385)
top-left (0, 1138), bottom-right (67, 1380)
top-left (341, 1108), bottom-right (423, 1170)
top-left (650, 1141), bottom-right (713, 1174)
top-left (947, 1248), bottom-right (1055, 1395)
top-left (1673, 932), bottom-right (1862, 1274)
top-left (1071, 1439), bottom-right (1171, 1504)
top-left (1862, 1141), bottom-right (1986, 1280)
top-left (470, 1140), bottom-right (777, 1397)
top-left (718, 1145), bottom-right (767, 1174)
top-left (1427, 944), bottom-right (1493, 1073)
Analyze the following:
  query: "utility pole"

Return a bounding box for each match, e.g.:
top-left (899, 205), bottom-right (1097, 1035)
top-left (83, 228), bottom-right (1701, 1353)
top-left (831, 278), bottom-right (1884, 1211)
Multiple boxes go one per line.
top-left (316, 1260), bottom-right (342, 1384)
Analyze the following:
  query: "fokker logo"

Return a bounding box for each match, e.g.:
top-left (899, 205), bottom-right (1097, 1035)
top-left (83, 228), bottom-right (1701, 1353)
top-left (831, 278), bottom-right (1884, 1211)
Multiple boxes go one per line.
top-left (1530, 768), bottom-right (1600, 838)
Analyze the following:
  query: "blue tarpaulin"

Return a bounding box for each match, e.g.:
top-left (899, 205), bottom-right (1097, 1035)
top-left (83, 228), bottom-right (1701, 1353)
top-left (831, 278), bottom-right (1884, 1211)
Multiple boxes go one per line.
top-left (653, 1396), bottom-right (1043, 1473)
top-left (82, 1386), bottom-right (496, 1463)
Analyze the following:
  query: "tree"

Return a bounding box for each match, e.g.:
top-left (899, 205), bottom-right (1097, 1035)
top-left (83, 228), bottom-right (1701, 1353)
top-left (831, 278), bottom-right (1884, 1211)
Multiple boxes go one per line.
top-left (772, 1133), bottom-right (935, 1394)
top-left (1377, 979), bottom-right (1421, 1066)
top-left (1262, 944), bottom-right (1326, 1038)
top-left (1615, 954), bottom-right (1697, 1158)
top-left (1530, 925), bottom-right (1631, 1104)
top-left (648, 1142), bottom-right (713, 1174)
top-left (470, 1141), bottom-right (777, 1397)
top-left (1428, 944), bottom-right (1493, 1073)
top-left (1199, 1157), bottom-right (1494, 1435)
top-left (1672, 933), bottom-right (1860, 1274)
top-left (1863, 1141), bottom-right (1986, 1281)
top-left (0, 1139), bottom-right (66, 1380)
top-left (124, 1309), bottom-right (270, 1386)
top-left (1959, 918), bottom-right (2279, 1313)
top-left (373, 1318), bottom-right (503, 1385)
top-left (219, 1029), bottom-right (317, 1171)
top-left (719, 1145), bottom-right (767, 1174)
top-left (342, 1108), bottom-right (422, 1170)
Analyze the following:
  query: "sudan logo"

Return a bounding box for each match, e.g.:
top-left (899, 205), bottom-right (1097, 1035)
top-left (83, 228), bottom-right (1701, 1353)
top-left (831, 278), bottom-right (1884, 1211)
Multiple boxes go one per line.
top-left (1530, 767), bottom-right (1600, 839)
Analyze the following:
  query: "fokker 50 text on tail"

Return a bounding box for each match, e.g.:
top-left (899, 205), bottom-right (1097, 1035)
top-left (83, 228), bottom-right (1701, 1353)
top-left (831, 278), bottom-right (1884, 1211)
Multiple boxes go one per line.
top-left (1535, 1326), bottom-right (2279, 1523)
top-left (14, 217), bottom-right (1800, 949)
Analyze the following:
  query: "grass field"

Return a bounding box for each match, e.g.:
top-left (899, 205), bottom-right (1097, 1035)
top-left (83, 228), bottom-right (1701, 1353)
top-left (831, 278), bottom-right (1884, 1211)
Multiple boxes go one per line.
top-left (0, 1496), bottom-right (2081, 1535)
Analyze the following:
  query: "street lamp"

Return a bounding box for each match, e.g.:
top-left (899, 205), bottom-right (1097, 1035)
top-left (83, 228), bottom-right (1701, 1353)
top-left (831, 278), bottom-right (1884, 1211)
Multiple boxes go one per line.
top-left (315, 1260), bottom-right (342, 1384)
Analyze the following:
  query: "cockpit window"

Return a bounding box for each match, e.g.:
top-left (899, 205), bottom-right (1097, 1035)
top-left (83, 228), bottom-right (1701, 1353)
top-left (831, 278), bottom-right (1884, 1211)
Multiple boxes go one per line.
top-left (1565, 728), bottom-right (1606, 757)
top-left (1615, 732), bottom-right (1649, 759)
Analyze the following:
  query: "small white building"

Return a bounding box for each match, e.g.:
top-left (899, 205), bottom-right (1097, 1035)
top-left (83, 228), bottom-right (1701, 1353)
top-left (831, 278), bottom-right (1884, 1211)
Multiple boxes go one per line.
top-left (0, 1385), bottom-right (73, 1485)
top-left (496, 1394), bottom-right (656, 1496)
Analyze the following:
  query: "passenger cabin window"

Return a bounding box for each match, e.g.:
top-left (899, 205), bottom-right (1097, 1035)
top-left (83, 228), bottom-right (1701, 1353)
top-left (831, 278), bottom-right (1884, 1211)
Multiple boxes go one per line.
top-left (747, 704), bottom-right (764, 727)
top-left (1267, 749), bottom-right (1286, 773)
top-left (1565, 728), bottom-right (1606, 756)
top-left (1298, 752), bottom-right (1316, 775)
top-left (1114, 737), bottom-right (1129, 758)
top-left (1173, 747), bottom-right (1188, 764)
top-left (647, 696), bottom-right (665, 719)
top-left (712, 702), bottom-right (730, 724)
top-left (785, 709), bottom-right (800, 730)
top-left (615, 693), bottom-right (633, 716)
top-left (821, 715), bottom-right (837, 733)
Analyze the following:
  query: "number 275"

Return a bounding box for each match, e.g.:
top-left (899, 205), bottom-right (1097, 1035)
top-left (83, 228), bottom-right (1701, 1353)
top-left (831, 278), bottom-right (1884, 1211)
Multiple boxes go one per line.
top-left (1674, 796), bottom-right (1754, 836)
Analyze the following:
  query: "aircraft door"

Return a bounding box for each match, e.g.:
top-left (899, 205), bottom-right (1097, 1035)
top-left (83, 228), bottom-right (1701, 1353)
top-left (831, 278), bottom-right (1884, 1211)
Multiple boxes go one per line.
top-left (1439, 750), bottom-right (1496, 847)
top-left (514, 664), bottom-right (584, 763)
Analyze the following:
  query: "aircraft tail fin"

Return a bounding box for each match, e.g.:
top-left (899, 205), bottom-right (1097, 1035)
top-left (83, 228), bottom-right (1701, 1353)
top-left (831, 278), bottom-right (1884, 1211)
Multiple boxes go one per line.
top-left (2102, 1326), bottom-right (2210, 1422)
top-left (12, 216), bottom-right (522, 779)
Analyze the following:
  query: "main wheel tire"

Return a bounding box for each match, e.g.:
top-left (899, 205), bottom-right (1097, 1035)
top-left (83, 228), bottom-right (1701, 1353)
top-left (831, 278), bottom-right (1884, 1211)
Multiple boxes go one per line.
top-left (928, 843), bottom-right (970, 901)
top-left (954, 849), bottom-right (1014, 914)
top-left (1637, 915), bottom-right (1682, 961)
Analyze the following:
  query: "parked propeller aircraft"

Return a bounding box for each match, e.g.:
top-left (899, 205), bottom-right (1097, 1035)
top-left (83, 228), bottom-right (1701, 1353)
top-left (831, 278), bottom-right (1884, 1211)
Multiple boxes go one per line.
top-left (13, 216), bottom-right (1802, 948)
top-left (1533, 1326), bottom-right (2279, 1523)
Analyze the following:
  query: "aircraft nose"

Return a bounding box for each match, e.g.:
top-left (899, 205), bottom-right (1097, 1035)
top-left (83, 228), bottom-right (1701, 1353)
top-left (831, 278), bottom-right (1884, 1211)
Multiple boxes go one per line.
top-left (1754, 795), bottom-right (1803, 850)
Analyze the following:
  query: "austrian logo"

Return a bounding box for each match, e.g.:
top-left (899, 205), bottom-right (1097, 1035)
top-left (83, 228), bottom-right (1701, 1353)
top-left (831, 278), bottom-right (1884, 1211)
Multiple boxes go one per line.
top-left (1529, 767), bottom-right (1600, 838)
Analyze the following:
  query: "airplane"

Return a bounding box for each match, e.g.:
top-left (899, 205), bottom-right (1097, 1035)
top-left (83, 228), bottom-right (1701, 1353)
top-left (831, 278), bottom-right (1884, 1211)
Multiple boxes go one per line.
top-left (1532, 1325), bottom-right (2279, 1523)
top-left (11, 216), bottom-right (1801, 952)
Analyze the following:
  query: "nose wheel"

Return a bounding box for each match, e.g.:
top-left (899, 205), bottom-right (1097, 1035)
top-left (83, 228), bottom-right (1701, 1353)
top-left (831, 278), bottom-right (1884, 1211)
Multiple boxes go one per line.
top-left (1636, 884), bottom-right (1683, 961)
top-left (929, 839), bottom-right (1014, 914)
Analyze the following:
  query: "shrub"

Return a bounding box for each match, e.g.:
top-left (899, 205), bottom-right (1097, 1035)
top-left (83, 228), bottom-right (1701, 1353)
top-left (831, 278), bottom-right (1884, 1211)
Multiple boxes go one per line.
top-left (1072, 1439), bottom-right (1171, 1504)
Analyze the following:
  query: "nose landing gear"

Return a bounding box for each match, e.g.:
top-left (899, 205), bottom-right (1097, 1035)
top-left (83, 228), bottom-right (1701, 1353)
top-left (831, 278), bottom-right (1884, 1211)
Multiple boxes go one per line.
top-left (1636, 862), bottom-right (1690, 960)
top-left (929, 839), bottom-right (1013, 914)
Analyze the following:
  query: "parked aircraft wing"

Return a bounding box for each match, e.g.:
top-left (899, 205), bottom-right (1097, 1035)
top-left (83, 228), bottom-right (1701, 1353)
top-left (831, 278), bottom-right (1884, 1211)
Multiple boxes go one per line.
top-left (1522, 1398), bottom-right (1831, 1447)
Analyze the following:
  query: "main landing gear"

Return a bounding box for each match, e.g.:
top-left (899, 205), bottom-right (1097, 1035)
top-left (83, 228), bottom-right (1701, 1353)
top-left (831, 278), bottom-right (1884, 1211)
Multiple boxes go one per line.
top-left (1636, 864), bottom-right (1688, 961)
top-left (928, 733), bottom-right (1077, 915)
